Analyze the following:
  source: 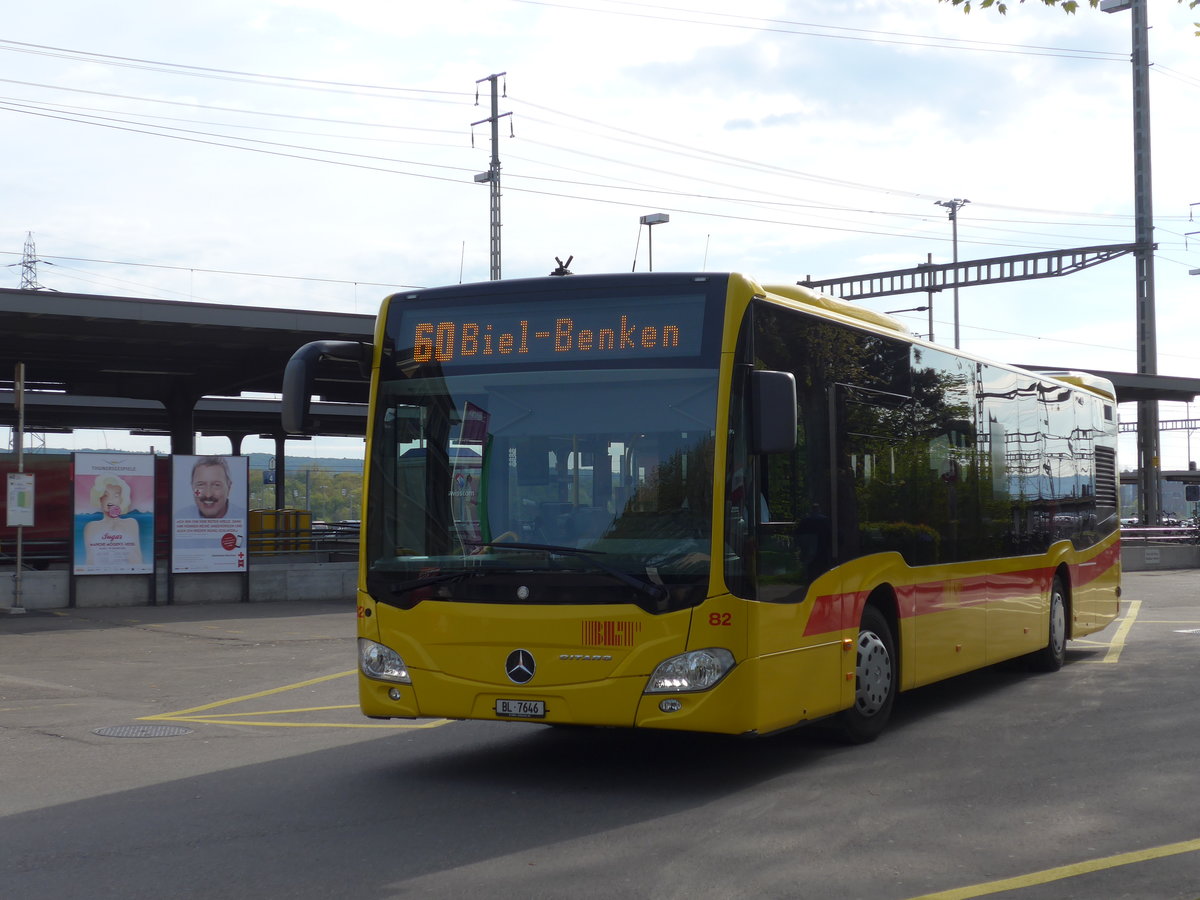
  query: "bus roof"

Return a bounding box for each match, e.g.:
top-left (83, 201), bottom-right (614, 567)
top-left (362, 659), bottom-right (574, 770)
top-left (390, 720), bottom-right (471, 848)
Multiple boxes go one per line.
top-left (1029, 370), bottom-right (1117, 401)
top-left (760, 282), bottom-right (908, 335)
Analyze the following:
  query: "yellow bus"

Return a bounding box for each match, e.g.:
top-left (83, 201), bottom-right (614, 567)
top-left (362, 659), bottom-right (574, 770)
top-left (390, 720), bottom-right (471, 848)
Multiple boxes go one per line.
top-left (283, 272), bottom-right (1121, 741)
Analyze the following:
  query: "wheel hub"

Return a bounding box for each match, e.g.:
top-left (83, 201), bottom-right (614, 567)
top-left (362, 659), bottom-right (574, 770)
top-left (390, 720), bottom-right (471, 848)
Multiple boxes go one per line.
top-left (855, 630), bottom-right (893, 717)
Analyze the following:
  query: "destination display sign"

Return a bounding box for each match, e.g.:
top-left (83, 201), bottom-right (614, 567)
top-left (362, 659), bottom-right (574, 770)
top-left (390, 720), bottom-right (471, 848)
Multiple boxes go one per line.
top-left (395, 293), bottom-right (708, 367)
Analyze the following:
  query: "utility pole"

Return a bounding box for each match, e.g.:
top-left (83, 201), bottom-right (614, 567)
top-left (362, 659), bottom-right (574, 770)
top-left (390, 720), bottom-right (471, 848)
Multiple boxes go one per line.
top-left (1104, 0), bottom-right (1160, 524)
top-left (9, 362), bottom-right (27, 613)
top-left (934, 199), bottom-right (969, 348)
top-left (472, 73), bottom-right (511, 281)
top-left (919, 252), bottom-right (935, 342)
top-left (1188, 202), bottom-right (1199, 275)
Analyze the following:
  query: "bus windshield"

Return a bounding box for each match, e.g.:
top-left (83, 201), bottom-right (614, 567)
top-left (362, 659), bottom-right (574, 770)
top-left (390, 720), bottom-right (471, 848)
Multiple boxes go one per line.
top-left (366, 366), bottom-right (719, 612)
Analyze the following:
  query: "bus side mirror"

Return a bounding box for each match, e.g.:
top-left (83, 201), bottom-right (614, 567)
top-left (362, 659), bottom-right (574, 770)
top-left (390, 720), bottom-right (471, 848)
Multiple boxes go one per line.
top-left (282, 340), bottom-right (370, 434)
top-left (750, 369), bottom-right (797, 455)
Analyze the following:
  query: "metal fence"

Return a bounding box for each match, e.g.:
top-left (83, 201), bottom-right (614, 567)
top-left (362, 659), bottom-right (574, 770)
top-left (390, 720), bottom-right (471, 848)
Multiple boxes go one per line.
top-left (1119, 525), bottom-right (1200, 546)
top-left (1, 522), bottom-right (361, 571)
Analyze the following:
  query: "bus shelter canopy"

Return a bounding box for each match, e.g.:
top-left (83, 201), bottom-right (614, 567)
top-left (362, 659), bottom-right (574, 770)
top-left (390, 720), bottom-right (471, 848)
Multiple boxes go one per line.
top-left (0, 287), bottom-right (372, 452)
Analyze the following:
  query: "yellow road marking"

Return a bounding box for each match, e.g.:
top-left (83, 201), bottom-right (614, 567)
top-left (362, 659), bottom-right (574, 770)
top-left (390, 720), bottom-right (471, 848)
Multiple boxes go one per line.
top-left (1100, 599), bottom-right (1141, 664)
top-left (140, 670), bottom-right (450, 730)
top-left (183, 704), bottom-right (362, 718)
top-left (1074, 600), bottom-right (1141, 664)
top-left (906, 836), bottom-right (1200, 899)
top-left (155, 715), bottom-right (448, 729)
top-left (141, 670), bottom-right (357, 720)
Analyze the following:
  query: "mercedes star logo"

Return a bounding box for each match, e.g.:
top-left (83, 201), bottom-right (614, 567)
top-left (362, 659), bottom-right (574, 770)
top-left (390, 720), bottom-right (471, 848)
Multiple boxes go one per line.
top-left (505, 649), bottom-right (536, 684)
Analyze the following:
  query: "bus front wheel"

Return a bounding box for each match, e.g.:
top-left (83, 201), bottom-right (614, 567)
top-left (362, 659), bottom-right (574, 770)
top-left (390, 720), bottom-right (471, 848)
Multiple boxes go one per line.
top-left (840, 605), bottom-right (897, 743)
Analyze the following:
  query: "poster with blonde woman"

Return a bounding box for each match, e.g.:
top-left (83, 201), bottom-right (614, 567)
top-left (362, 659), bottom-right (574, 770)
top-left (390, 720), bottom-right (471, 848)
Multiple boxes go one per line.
top-left (73, 453), bottom-right (155, 575)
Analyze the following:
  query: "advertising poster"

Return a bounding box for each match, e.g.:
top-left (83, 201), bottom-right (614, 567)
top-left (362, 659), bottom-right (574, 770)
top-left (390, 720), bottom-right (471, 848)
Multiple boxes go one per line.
top-left (171, 455), bottom-right (249, 574)
top-left (72, 453), bottom-right (155, 575)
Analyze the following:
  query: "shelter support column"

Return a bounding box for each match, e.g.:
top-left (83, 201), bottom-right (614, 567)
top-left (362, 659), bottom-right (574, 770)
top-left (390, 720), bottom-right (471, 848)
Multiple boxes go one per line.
top-left (273, 432), bottom-right (287, 509)
top-left (165, 382), bottom-right (199, 456)
top-left (217, 432), bottom-right (247, 456)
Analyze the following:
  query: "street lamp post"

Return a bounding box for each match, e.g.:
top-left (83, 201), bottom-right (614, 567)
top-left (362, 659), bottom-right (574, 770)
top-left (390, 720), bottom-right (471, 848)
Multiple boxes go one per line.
top-left (885, 305), bottom-right (931, 340)
top-left (639, 213), bottom-right (669, 272)
top-left (934, 199), bottom-right (969, 348)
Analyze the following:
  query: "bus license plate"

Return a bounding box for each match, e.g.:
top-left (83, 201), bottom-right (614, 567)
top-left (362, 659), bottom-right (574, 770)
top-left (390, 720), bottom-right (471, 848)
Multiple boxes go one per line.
top-left (495, 698), bottom-right (545, 719)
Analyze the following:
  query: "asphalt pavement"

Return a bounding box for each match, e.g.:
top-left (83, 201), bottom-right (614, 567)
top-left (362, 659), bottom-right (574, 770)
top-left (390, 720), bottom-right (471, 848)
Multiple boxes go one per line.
top-left (1, 571), bottom-right (1198, 899)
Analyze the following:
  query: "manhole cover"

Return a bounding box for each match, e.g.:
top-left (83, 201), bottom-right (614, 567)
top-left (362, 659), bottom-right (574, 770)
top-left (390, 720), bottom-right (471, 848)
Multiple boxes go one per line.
top-left (93, 724), bottom-right (194, 738)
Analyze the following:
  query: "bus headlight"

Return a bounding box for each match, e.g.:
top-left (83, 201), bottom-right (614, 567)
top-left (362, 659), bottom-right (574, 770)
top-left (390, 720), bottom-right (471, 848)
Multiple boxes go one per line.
top-left (359, 638), bottom-right (411, 684)
top-left (645, 648), bottom-right (735, 693)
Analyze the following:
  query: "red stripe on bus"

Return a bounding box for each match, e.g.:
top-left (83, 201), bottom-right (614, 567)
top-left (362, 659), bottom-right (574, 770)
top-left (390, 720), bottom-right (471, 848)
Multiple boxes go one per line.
top-left (802, 549), bottom-right (1119, 638)
top-left (1071, 541), bottom-right (1121, 587)
top-left (804, 591), bottom-right (864, 636)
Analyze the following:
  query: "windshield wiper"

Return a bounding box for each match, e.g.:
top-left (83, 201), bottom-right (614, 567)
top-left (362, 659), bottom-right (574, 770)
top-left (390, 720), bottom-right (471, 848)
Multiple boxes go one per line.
top-left (470, 541), bottom-right (669, 602)
top-left (367, 567), bottom-right (505, 610)
top-left (386, 570), bottom-right (487, 596)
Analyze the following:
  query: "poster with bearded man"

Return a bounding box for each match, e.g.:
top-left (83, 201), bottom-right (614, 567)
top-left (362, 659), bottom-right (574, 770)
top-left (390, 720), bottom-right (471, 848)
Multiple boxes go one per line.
top-left (171, 455), bottom-right (249, 573)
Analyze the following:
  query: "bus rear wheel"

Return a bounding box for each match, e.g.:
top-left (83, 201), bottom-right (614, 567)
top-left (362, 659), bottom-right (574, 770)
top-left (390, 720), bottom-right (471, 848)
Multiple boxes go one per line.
top-left (840, 605), bottom-right (896, 743)
top-left (1028, 576), bottom-right (1067, 672)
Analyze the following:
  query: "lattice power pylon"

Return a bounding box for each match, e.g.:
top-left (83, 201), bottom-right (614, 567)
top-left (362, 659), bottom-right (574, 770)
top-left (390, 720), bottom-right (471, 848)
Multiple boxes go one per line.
top-left (20, 231), bottom-right (41, 290)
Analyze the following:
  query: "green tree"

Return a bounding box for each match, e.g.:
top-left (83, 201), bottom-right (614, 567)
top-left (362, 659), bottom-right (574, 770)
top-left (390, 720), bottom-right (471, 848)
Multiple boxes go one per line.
top-left (302, 466), bottom-right (363, 523)
top-left (941, 0), bottom-right (1198, 34)
top-left (942, 0), bottom-right (1194, 12)
top-left (246, 463), bottom-right (363, 523)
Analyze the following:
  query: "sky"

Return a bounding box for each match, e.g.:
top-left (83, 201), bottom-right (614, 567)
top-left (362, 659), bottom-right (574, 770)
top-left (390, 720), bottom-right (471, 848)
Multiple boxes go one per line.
top-left (1, 0), bottom-right (1198, 469)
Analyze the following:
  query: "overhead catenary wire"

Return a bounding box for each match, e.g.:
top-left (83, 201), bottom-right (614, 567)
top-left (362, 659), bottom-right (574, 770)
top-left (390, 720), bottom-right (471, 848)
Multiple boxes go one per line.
top-left (0, 249), bottom-right (421, 291)
top-left (0, 38), bottom-right (475, 98)
top-left (0, 27), bottom-right (1173, 223)
top-left (0, 95), bottom-right (1141, 247)
top-left (0, 31), bottom-right (1190, 235)
top-left (0, 21), bottom-right (1193, 321)
top-left (508, 0), bottom-right (1129, 61)
top-left (0, 95), bottom-right (1190, 271)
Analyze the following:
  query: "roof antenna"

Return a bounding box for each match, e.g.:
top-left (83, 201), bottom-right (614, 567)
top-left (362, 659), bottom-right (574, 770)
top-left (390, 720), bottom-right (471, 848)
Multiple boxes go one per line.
top-left (549, 255), bottom-right (573, 276)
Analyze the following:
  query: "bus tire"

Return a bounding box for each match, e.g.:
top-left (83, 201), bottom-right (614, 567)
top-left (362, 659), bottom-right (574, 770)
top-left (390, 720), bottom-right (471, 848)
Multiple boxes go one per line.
top-left (1028, 575), bottom-right (1067, 672)
top-left (840, 605), bottom-right (897, 743)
